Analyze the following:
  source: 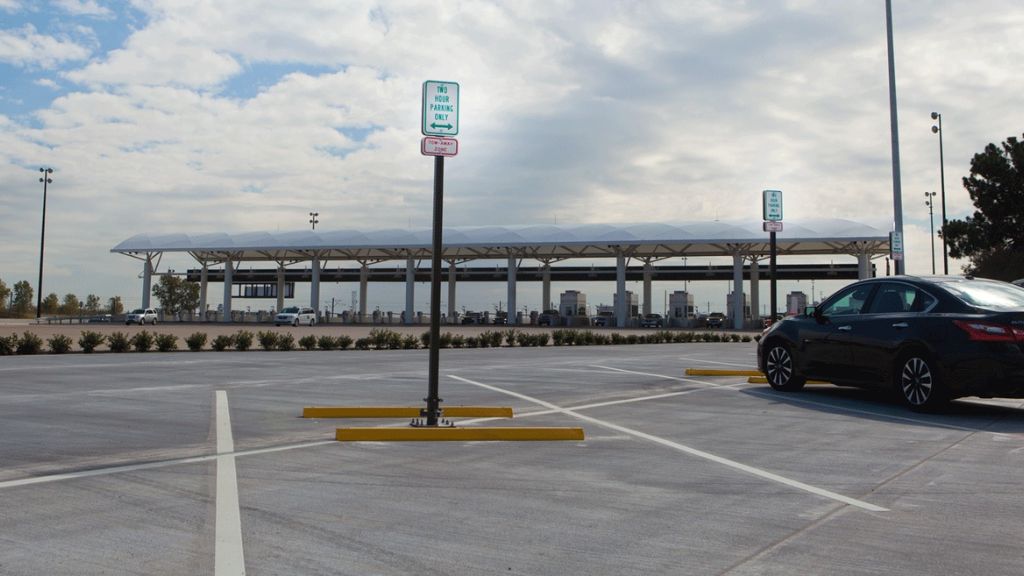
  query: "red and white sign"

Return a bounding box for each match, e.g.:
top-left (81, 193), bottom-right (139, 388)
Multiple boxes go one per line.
top-left (763, 221), bottom-right (784, 232)
top-left (421, 136), bottom-right (458, 157)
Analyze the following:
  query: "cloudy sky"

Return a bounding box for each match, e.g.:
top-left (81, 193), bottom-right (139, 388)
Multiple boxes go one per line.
top-left (2, 0), bottom-right (1023, 313)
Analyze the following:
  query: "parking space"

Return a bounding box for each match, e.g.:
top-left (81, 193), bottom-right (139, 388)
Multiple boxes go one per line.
top-left (2, 343), bottom-right (1023, 575)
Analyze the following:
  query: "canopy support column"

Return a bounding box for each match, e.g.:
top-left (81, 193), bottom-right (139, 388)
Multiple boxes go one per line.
top-left (405, 257), bottom-right (415, 325)
top-left (732, 251), bottom-right (744, 330)
top-left (616, 251), bottom-right (627, 328)
top-left (222, 259), bottom-right (233, 323)
top-left (447, 260), bottom-right (457, 324)
top-left (507, 254), bottom-right (518, 325)
top-left (199, 262), bottom-right (209, 322)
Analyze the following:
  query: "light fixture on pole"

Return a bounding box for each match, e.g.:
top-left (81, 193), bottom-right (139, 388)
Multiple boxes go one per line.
top-left (36, 167), bottom-right (53, 319)
top-left (925, 191), bottom-right (937, 274)
top-left (931, 112), bottom-right (948, 274)
top-left (309, 211), bottom-right (319, 230)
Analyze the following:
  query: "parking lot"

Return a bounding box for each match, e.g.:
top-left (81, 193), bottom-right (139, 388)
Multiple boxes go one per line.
top-left (2, 342), bottom-right (1023, 575)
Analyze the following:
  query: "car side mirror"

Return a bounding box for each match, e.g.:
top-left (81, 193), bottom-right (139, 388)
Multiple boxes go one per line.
top-left (804, 306), bottom-right (816, 317)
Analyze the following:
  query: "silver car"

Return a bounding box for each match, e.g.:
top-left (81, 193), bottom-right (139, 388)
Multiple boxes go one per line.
top-left (125, 308), bottom-right (158, 325)
top-left (275, 306), bottom-right (316, 326)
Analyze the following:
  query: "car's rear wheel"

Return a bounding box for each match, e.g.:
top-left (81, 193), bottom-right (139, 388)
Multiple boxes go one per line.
top-left (292, 319), bottom-right (298, 327)
top-left (895, 351), bottom-right (947, 411)
top-left (764, 341), bottom-right (806, 392)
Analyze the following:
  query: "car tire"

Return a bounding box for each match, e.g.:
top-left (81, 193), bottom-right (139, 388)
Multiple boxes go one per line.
top-left (764, 341), bottom-right (806, 392)
top-left (310, 318), bottom-right (316, 326)
top-left (292, 319), bottom-right (298, 327)
top-left (895, 350), bottom-right (947, 412)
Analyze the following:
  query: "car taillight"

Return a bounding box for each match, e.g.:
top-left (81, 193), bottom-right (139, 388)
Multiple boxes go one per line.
top-left (953, 320), bottom-right (1024, 342)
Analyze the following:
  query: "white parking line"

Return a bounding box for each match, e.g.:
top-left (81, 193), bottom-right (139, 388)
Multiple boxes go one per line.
top-left (449, 374), bottom-right (888, 512)
top-left (215, 390), bottom-right (246, 576)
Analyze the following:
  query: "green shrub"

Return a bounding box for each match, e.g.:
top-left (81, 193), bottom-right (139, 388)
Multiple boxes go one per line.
top-left (741, 335), bottom-right (752, 343)
top-left (753, 335), bottom-right (762, 343)
top-left (337, 335), bottom-right (354, 350)
top-left (48, 334), bottom-right (74, 354)
top-left (516, 332), bottom-right (532, 347)
top-left (211, 334), bottom-right (235, 351)
top-left (535, 333), bottom-right (550, 347)
top-left (401, 334), bottom-right (419, 350)
top-left (552, 329), bottom-right (566, 346)
top-left (450, 334), bottom-right (465, 348)
top-left (0, 333), bottom-right (18, 355)
top-left (108, 331), bottom-right (131, 353)
top-left (155, 333), bottom-right (178, 352)
top-left (234, 330), bottom-right (254, 351)
top-left (131, 330), bottom-right (155, 352)
top-left (17, 332), bottom-right (44, 355)
top-left (369, 328), bottom-right (402, 350)
top-left (464, 336), bottom-right (479, 348)
top-left (79, 331), bottom-right (106, 353)
top-left (354, 337), bottom-right (370, 350)
top-left (420, 331), bottom-right (431, 348)
top-left (298, 335), bottom-right (317, 350)
top-left (439, 332), bottom-right (453, 348)
top-left (317, 335), bottom-right (338, 350)
top-left (730, 333), bottom-right (742, 343)
top-left (487, 331), bottom-right (504, 348)
top-left (626, 334), bottom-right (639, 345)
top-left (258, 331), bottom-right (279, 351)
top-left (610, 333), bottom-right (623, 345)
top-left (185, 332), bottom-right (207, 351)
top-left (276, 333), bottom-right (296, 351)
top-left (504, 329), bottom-right (519, 346)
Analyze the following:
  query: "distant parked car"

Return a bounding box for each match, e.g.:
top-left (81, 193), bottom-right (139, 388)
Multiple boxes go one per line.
top-left (592, 312), bottom-right (615, 327)
top-left (275, 306), bottom-right (316, 326)
top-left (125, 308), bottom-right (158, 325)
top-left (88, 314), bottom-right (112, 323)
top-left (537, 309), bottom-right (561, 326)
top-left (640, 313), bottom-right (664, 328)
top-left (705, 313), bottom-right (725, 328)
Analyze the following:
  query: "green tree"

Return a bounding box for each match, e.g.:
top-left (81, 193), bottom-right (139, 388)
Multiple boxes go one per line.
top-left (12, 281), bottom-right (34, 317)
top-left (61, 293), bottom-right (81, 316)
top-left (0, 278), bottom-right (9, 316)
top-left (41, 293), bottom-right (60, 315)
top-left (152, 274), bottom-right (200, 317)
top-left (944, 133), bottom-right (1024, 279)
top-left (108, 295), bottom-right (124, 315)
top-left (84, 294), bottom-right (101, 314)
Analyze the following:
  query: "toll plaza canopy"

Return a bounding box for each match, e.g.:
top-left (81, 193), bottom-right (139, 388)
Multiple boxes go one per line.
top-left (111, 218), bottom-right (892, 329)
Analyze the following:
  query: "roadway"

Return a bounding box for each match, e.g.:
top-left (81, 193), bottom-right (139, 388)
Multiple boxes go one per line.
top-left (1, 344), bottom-right (1022, 574)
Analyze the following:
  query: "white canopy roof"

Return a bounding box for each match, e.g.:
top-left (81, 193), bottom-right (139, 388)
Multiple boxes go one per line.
top-left (111, 219), bottom-right (891, 263)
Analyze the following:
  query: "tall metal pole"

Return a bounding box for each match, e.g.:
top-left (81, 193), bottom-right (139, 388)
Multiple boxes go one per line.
top-left (925, 191), bottom-right (936, 274)
top-left (932, 112), bottom-right (948, 274)
top-left (769, 232), bottom-right (777, 321)
top-left (36, 168), bottom-right (53, 318)
top-left (425, 155), bottom-right (444, 426)
top-left (885, 0), bottom-right (906, 275)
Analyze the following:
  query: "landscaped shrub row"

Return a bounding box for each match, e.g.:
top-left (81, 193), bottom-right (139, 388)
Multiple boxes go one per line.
top-left (0, 328), bottom-right (752, 355)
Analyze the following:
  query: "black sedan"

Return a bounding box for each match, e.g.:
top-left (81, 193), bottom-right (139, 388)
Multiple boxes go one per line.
top-left (757, 275), bottom-right (1024, 411)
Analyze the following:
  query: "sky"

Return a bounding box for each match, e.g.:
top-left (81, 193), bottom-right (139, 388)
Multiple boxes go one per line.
top-left (2, 0), bottom-right (1023, 315)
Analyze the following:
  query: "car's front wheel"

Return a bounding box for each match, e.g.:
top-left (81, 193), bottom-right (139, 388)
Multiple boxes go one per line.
top-left (764, 341), bottom-right (806, 392)
top-left (895, 351), bottom-right (947, 411)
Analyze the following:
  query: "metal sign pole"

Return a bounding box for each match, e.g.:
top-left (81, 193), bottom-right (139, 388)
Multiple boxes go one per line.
top-left (769, 231), bottom-right (777, 320)
top-left (425, 155), bottom-right (444, 426)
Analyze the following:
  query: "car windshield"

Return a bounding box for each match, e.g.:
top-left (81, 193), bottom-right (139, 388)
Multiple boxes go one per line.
top-left (130, 309), bottom-right (144, 314)
top-left (937, 279), bottom-right (1024, 311)
top-left (280, 307), bottom-right (300, 313)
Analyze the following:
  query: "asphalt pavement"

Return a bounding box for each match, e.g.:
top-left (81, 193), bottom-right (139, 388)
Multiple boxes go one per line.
top-left (2, 343), bottom-right (1023, 575)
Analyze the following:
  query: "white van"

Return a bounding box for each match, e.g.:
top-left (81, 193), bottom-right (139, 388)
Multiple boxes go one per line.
top-left (275, 306), bottom-right (316, 326)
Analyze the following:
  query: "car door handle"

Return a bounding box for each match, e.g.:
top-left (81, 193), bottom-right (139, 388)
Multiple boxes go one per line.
top-left (892, 322), bottom-right (909, 329)
top-left (837, 325), bottom-right (852, 331)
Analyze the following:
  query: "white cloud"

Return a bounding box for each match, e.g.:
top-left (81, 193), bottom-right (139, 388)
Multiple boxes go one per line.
top-left (0, 24), bottom-right (91, 68)
top-left (53, 0), bottom-right (111, 17)
top-left (34, 77), bottom-right (60, 89)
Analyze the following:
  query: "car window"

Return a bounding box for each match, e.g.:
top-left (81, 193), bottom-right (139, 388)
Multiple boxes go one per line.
top-left (937, 279), bottom-right (1024, 311)
top-left (866, 283), bottom-right (934, 314)
top-left (820, 285), bottom-right (873, 316)
top-left (281, 307), bottom-right (299, 313)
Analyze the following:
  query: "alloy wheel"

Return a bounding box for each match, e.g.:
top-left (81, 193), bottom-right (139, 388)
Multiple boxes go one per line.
top-left (900, 357), bottom-right (933, 406)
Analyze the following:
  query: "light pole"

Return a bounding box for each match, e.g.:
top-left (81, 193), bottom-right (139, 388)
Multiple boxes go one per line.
top-left (36, 168), bottom-right (53, 319)
top-left (931, 112), bottom-right (948, 274)
top-left (309, 211), bottom-right (319, 230)
top-left (885, 0), bottom-right (906, 275)
top-left (925, 191), bottom-right (936, 274)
